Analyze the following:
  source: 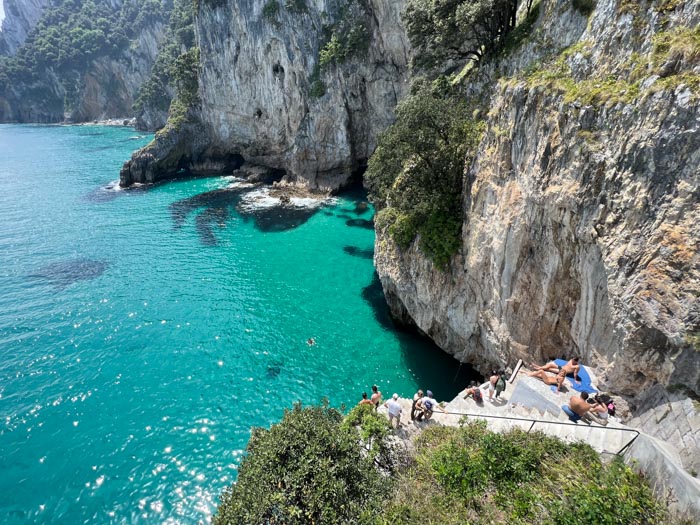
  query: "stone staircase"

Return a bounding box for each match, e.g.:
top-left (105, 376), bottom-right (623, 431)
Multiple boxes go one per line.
top-left (379, 372), bottom-right (637, 455)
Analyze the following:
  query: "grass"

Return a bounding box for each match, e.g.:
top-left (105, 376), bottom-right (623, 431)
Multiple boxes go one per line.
top-left (511, 23), bottom-right (700, 107)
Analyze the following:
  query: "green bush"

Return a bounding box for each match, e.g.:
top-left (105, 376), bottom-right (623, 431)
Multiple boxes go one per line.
top-left (404, 0), bottom-right (521, 70)
top-left (262, 0), bottom-right (280, 21)
top-left (284, 0), bottom-right (307, 13)
top-left (365, 80), bottom-right (484, 268)
top-left (379, 422), bottom-right (669, 524)
top-left (317, 0), bottom-right (371, 69)
top-left (212, 403), bottom-right (385, 525)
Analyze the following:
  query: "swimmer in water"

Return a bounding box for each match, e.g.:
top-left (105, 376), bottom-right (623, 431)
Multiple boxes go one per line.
top-left (307, 338), bottom-right (315, 346)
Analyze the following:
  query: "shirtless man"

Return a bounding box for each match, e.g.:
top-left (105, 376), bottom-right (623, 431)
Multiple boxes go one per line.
top-left (370, 385), bottom-right (383, 409)
top-left (561, 392), bottom-right (590, 422)
top-left (535, 357), bottom-right (581, 382)
top-left (358, 392), bottom-right (373, 406)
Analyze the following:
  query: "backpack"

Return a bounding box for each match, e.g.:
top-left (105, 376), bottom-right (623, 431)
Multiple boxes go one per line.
top-left (496, 376), bottom-right (506, 392)
top-left (473, 388), bottom-right (483, 402)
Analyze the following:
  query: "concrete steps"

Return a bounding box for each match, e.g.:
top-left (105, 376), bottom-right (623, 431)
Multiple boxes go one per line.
top-left (377, 379), bottom-right (636, 456)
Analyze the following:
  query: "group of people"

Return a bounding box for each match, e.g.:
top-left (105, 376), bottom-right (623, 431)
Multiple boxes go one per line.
top-left (529, 357), bottom-right (616, 425)
top-left (410, 389), bottom-right (445, 422)
top-left (562, 391), bottom-right (612, 425)
top-left (462, 370), bottom-right (508, 403)
top-left (357, 386), bottom-right (448, 429)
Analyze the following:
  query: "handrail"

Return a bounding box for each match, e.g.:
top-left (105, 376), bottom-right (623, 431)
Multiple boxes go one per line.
top-left (437, 410), bottom-right (640, 456)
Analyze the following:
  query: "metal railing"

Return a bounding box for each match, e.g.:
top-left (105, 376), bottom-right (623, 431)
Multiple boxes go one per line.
top-left (437, 410), bottom-right (640, 456)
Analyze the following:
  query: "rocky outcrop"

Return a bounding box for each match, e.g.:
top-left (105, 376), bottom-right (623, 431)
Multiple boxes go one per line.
top-left (0, 0), bottom-right (49, 55)
top-left (376, 0), bottom-right (699, 399)
top-left (121, 0), bottom-right (410, 189)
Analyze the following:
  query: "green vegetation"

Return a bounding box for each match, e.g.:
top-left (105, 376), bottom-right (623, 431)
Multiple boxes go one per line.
top-left (307, 65), bottom-right (326, 98)
top-left (284, 0), bottom-right (307, 13)
top-left (214, 411), bottom-right (672, 525)
top-left (366, 80), bottom-right (484, 268)
top-left (133, 0), bottom-right (195, 118)
top-left (499, 0), bottom-right (541, 57)
top-left (404, 0), bottom-right (536, 70)
top-left (572, 0), bottom-right (596, 16)
top-left (212, 403), bottom-right (385, 525)
top-left (514, 25), bottom-right (700, 108)
top-left (0, 0), bottom-right (172, 112)
top-left (652, 26), bottom-right (700, 69)
top-left (318, 1), bottom-right (370, 68)
top-left (262, 0), bottom-right (280, 23)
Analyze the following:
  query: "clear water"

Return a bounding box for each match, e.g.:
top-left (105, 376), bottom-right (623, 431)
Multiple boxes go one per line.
top-left (0, 124), bottom-right (476, 524)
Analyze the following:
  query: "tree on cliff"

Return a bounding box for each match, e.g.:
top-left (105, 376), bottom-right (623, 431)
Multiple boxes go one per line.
top-left (212, 403), bottom-right (388, 525)
top-left (404, 0), bottom-right (527, 70)
top-left (366, 79), bottom-right (484, 268)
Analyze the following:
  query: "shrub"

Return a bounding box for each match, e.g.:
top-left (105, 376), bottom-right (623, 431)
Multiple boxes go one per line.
top-left (404, 0), bottom-right (520, 70)
top-left (365, 80), bottom-right (484, 268)
top-left (379, 423), bottom-right (669, 524)
top-left (212, 403), bottom-right (385, 525)
top-left (262, 0), bottom-right (280, 21)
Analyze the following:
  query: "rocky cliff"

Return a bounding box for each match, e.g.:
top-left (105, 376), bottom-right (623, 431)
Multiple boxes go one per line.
top-left (375, 0), bottom-right (699, 470)
top-left (121, 0), bottom-right (410, 188)
top-left (0, 0), bottom-right (49, 55)
top-left (0, 0), bottom-right (176, 127)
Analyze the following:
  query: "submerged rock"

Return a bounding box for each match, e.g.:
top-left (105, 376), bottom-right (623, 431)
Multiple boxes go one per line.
top-left (29, 258), bottom-right (108, 288)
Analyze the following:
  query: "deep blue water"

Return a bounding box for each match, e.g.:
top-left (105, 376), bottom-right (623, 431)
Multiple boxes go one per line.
top-left (0, 124), bottom-right (475, 524)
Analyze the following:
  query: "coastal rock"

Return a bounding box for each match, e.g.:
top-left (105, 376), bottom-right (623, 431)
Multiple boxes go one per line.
top-left (375, 0), bottom-right (699, 458)
top-left (119, 113), bottom-right (212, 186)
top-left (0, 0), bottom-right (50, 55)
top-left (121, 0), bottom-right (410, 189)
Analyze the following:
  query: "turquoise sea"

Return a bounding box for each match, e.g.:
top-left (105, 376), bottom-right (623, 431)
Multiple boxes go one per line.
top-left (0, 125), bottom-right (476, 524)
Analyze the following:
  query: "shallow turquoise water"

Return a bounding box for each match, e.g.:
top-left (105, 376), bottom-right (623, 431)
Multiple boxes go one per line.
top-left (0, 125), bottom-right (475, 524)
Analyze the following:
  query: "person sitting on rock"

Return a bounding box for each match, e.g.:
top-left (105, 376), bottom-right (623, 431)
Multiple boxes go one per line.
top-left (462, 381), bottom-right (483, 403)
top-left (561, 392), bottom-right (590, 422)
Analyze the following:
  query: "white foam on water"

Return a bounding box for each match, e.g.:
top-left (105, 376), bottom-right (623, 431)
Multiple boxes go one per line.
top-left (238, 187), bottom-right (335, 212)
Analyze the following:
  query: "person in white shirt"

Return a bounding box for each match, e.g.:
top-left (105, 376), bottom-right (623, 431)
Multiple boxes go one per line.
top-left (384, 393), bottom-right (403, 428)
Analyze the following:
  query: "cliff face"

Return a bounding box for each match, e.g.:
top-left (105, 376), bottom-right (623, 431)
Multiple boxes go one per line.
top-left (0, 0), bottom-right (49, 55)
top-left (121, 0), bottom-right (410, 189)
top-left (0, 0), bottom-right (172, 127)
top-left (0, 22), bottom-right (166, 124)
top-left (376, 0), bottom-right (699, 406)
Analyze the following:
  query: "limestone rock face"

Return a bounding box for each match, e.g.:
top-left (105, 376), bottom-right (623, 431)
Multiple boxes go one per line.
top-left (375, 0), bottom-right (700, 400)
top-left (0, 0), bottom-right (50, 56)
top-left (122, 0), bottom-right (410, 188)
